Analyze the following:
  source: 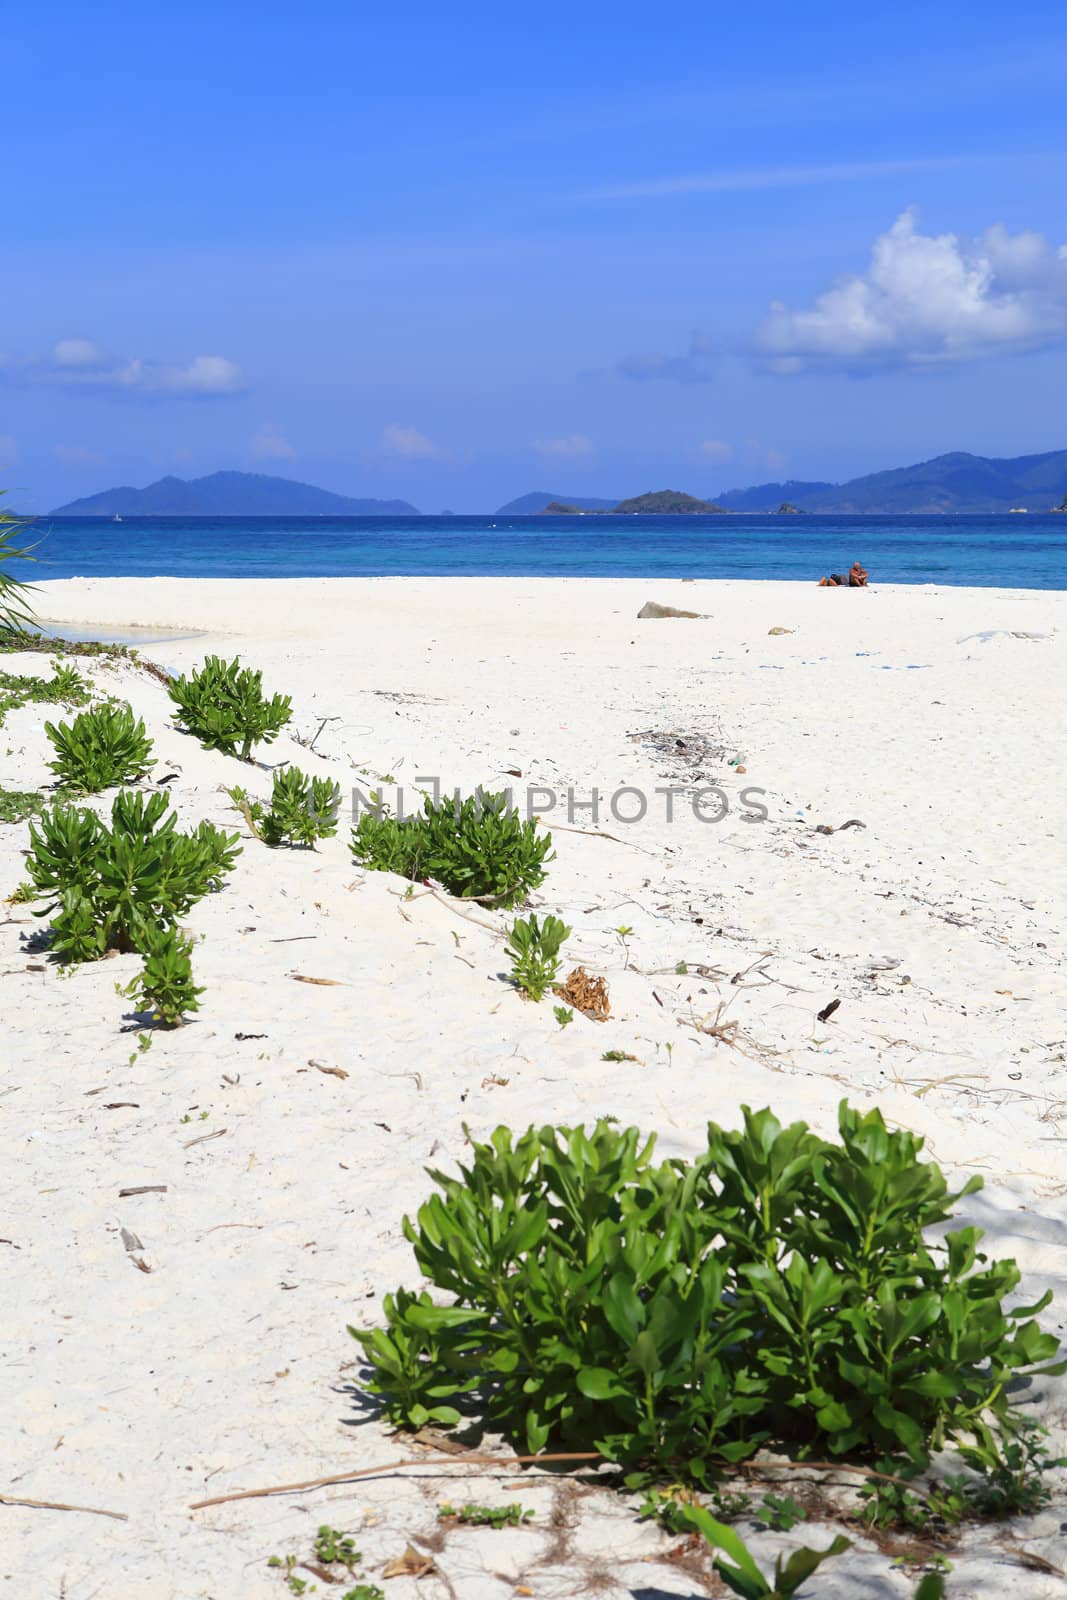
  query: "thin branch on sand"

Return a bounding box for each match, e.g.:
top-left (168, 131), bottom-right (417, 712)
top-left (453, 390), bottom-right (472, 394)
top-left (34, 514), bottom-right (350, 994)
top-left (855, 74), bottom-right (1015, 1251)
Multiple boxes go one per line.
top-left (0, 1493), bottom-right (129, 1522)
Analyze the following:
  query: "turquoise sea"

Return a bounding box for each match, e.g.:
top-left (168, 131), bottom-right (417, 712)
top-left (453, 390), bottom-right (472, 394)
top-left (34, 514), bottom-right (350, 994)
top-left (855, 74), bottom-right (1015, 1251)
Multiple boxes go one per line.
top-left (16, 512), bottom-right (1067, 589)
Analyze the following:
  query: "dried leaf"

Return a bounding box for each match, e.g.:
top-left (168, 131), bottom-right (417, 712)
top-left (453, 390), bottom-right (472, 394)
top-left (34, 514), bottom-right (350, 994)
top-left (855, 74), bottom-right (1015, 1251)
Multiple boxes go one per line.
top-left (554, 967), bottom-right (610, 1020)
top-left (382, 1543), bottom-right (436, 1579)
top-left (290, 974), bottom-right (347, 987)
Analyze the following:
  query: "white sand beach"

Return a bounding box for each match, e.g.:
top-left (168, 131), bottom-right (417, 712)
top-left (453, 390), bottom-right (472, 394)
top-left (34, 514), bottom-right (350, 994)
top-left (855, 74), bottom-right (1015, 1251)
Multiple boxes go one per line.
top-left (3, 575), bottom-right (1067, 1599)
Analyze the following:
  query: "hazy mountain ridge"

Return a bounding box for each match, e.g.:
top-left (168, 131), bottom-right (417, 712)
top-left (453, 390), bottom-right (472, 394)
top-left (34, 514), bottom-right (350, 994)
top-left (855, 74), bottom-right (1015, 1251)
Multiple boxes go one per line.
top-left (496, 491), bottom-right (619, 514)
top-left (715, 451), bottom-right (1067, 512)
top-left (51, 471), bottom-right (419, 516)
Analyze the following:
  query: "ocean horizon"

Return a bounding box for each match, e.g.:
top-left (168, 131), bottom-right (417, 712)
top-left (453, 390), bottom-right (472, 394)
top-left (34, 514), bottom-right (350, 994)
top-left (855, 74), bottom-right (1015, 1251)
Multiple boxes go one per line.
top-left (16, 510), bottom-right (1067, 589)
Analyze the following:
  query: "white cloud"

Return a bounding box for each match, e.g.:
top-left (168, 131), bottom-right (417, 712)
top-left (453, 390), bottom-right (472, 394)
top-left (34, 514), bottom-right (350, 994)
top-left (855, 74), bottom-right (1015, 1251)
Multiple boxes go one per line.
top-left (53, 444), bottom-right (105, 468)
top-left (756, 209), bottom-right (1067, 372)
top-left (578, 157), bottom-right (956, 203)
top-left (0, 340), bottom-right (243, 396)
top-left (532, 434), bottom-right (593, 459)
top-left (381, 424), bottom-right (444, 460)
top-left (251, 424), bottom-right (295, 460)
top-left (697, 439), bottom-right (733, 465)
top-left (0, 435), bottom-right (16, 471)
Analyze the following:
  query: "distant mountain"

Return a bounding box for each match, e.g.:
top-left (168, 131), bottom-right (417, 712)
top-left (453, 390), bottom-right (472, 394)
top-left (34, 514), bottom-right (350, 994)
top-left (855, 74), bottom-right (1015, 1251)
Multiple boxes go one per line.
top-left (496, 491), bottom-right (619, 515)
top-left (715, 451), bottom-right (1067, 513)
top-left (51, 471), bottom-right (419, 516)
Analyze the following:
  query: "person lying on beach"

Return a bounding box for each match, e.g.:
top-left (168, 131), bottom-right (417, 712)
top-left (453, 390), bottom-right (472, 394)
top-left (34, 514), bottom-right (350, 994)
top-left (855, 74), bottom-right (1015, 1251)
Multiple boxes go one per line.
top-left (818, 561), bottom-right (869, 587)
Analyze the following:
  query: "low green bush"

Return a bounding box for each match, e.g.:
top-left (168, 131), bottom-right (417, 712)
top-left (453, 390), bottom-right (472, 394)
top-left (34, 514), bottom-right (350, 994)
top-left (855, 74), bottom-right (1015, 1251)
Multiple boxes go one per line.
top-left (26, 789), bottom-right (240, 962)
top-left (168, 654), bottom-right (292, 760)
top-left (0, 659), bottom-right (91, 725)
top-left (506, 912), bottom-right (571, 1000)
top-left (229, 767), bottom-right (341, 848)
top-left (123, 926), bottom-right (204, 1025)
top-left (45, 702), bottom-right (153, 792)
top-left (350, 789), bottom-right (552, 907)
top-left (354, 1104), bottom-right (1063, 1495)
top-left (0, 787), bottom-right (43, 825)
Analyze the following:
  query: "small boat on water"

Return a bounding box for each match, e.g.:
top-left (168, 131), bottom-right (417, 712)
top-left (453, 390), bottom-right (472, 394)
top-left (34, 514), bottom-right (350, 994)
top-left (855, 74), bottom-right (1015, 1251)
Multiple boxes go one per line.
top-left (113, 514), bottom-right (123, 522)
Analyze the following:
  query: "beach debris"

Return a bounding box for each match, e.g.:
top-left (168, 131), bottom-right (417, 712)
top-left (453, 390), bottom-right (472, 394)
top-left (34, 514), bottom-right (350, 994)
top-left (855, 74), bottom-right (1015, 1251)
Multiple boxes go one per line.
top-left (120, 1229), bottom-right (143, 1252)
top-left (183, 1127), bottom-right (227, 1149)
top-left (312, 1061), bottom-right (350, 1080)
top-left (816, 999), bottom-right (842, 1024)
top-left (289, 973), bottom-right (347, 986)
top-left (637, 600), bottom-right (703, 619)
top-left (554, 967), bottom-right (611, 1020)
top-left (629, 725), bottom-right (725, 779)
top-left (0, 1493), bottom-right (129, 1522)
top-left (767, 626), bottom-right (794, 635)
top-left (382, 1544), bottom-right (437, 1579)
top-left (602, 1049), bottom-right (640, 1063)
top-left (815, 819), bottom-right (866, 835)
top-left (118, 1185), bottom-right (167, 1197)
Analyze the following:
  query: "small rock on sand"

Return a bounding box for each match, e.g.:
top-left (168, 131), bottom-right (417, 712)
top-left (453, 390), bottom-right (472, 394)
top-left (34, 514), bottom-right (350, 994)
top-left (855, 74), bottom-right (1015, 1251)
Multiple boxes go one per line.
top-left (637, 601), bottom-right (703, 620)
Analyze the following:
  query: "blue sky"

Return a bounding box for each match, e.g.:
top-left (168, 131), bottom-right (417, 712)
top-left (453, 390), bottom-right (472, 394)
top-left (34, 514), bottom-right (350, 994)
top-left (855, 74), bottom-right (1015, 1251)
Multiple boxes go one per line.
top-left (4, 0), bottom-right (1067, 511)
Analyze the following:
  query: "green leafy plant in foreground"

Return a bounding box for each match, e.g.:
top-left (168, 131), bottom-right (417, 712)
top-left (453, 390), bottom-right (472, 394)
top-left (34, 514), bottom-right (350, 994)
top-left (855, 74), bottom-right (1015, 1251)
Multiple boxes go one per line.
top-left (506, 912), bottom-right (571, 1000)
top-left (45, 702), bottom-right (153, 792)
top-left (350, 788), bottom-right (553, 907)
top-left (122, 926), bottom-right (204, 1025)
top-left (168, 653), bottom-right (292, 760)
top-left (679, 1503), bottom-right (849, 1599)
top-left (229, 767), bottom-right (341, 848)
top-left (353, 1104), bottom-right (1064, 1503)
top-left (26, 789), bottom-right (240, 962)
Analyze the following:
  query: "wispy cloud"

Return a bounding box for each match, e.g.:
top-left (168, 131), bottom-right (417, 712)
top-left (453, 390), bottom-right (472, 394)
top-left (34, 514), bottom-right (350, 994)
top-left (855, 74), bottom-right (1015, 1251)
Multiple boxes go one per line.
top-left (381, 424), bottom-right (446, 460)
top-left (532, 434), bottom-right (593, 458)
top-left (577, 157), bottom-right (957, 202)
top-left (617, 334), bottom-right (717, 384)
top-left (52, 444), bottom-right (105, 468)
top-left (755, 208), bottom-right (1067, 372)
top-left (697, 439), bottom-right (733, 465)
top-left (0, 340), bottom-right (243, 396)
top-left (251, 424), bottom-right (295, 460)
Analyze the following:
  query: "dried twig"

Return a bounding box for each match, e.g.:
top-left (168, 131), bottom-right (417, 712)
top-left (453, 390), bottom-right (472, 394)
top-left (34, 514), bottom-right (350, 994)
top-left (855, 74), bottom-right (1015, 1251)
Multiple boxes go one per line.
top-left (190, 1451), bottom-right (605, 1509)
top-left (0, 1493), bottom-right (128, 1522)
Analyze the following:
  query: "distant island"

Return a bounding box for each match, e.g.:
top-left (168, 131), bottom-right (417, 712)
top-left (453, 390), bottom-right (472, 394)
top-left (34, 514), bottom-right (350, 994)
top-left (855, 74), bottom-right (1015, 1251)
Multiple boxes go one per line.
top-left (51, 471), bottom-right (419, 517)
top-left (499, 451), bottom-right (1067, 516)
top-left (713, 450), bottom-right (1067, 514)
top-left (515, 489), bottom-right (726, 515)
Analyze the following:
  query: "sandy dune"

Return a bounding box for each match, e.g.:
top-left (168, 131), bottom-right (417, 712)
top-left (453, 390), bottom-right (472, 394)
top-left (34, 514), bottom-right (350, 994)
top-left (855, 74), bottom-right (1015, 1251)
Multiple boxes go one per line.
top-left (2, 576), bottom-right (1066, 1598)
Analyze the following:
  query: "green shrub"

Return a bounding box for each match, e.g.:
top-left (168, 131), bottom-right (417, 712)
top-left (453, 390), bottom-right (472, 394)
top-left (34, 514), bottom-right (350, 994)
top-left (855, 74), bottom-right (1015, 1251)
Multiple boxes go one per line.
top-left (229, 767), bottom-right (341, 848)
top-left (350, 789), bottom-right (552, 907)
top-left (353, 1105), bottom-right (1063, 1491)
top-left (506, 912), bottom-right (571, 1000)
top-left (168, 654), bottom-right (292, 760)
top-left (26, 789), bottom-right (240, 962)
top-left (45, 703), bottom-right (153, 792)
top-left (123, 926), bottom-right (204, 1025)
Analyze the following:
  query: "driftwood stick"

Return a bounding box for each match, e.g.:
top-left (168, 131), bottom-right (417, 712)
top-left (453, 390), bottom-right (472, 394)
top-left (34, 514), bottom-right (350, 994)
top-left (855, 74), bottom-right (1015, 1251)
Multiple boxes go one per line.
top-left (190, 1450), bottom-right (605, 1509)
top-left (0, 1493), bottom-right (129, 1522)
